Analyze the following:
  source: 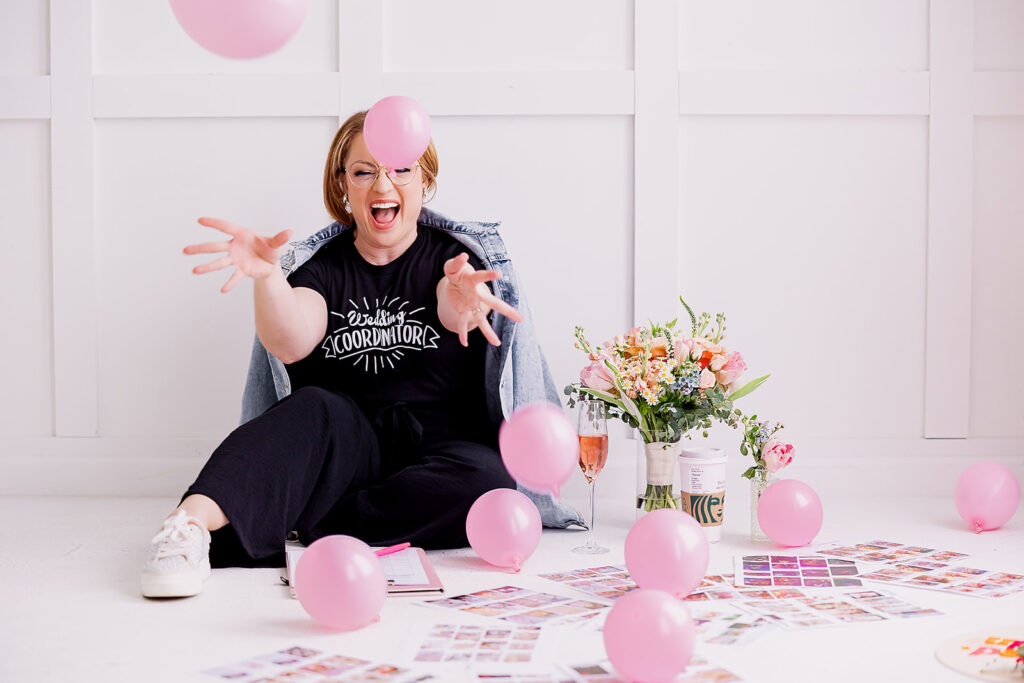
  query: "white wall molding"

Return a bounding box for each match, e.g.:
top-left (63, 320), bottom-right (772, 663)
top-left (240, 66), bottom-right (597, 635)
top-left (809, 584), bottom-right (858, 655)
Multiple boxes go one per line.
top-left (92, 74), bottom-right (341, 119)
top-left (924, 0), bottom-right (974, 438)
top-left (49, 0), bottom-right (98, 436)
top-left (678, 70), bottom-right (929, 116)
top-left (0, 76), bottom-right (50, 119)
top-left (634, 0), bottom-right (680, 322)
top-left (974, 72), bottom-right (1024, 116)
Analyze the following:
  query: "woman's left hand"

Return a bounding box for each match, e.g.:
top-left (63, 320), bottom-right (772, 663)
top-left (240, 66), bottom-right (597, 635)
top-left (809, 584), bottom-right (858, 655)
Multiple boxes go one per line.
top-left (438, 253), bottom-right (524, 347)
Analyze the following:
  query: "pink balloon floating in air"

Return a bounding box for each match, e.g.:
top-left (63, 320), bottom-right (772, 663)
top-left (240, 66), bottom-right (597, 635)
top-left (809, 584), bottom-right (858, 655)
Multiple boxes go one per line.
top-left (955, 461), bottom-right (1020, 532)
top-left (466, 488), bottom-right (542, 572)
top-left (625, 508), bottom-right (709, 598)
top-left (363, 96), bottom-right (432, 170)
top-left (169, 0), bottom-right (309, 59)
top-left (603, 589), bottom-right (696, 683)
top-left (757, 478), bottom-right (823, 547)
top-left (294, 535), bottom-right (387, 631)
top-left (498, 402), bottom-right (578, 497)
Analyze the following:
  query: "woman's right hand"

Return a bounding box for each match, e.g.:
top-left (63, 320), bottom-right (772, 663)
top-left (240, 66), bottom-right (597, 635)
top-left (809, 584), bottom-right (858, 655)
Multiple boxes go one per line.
top-left (183, 217), bottom-right (293, 293)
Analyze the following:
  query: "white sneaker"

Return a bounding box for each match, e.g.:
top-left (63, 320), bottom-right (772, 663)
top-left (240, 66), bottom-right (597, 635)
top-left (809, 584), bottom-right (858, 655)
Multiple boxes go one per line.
top-left (141, 509), bottom-right (212, 598)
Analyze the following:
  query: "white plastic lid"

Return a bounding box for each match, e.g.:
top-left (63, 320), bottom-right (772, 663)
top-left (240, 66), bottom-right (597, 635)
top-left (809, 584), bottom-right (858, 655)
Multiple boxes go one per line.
top-left (677, 446), bottom-right (726, 462)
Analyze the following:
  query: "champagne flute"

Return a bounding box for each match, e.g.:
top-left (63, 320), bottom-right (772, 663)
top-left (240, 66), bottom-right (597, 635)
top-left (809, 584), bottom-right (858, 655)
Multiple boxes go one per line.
top-left (574, 399), bottom-right (609, 554)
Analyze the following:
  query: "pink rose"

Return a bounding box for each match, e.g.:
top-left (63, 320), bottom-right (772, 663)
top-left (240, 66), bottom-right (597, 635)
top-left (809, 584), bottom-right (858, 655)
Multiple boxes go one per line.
top-left (580, 362), bottom-right (616, 392)
top-left (716, 351), bottom-right (747, 388)
top-left (708, 353), bottom-right (727, 372)
top-left (699, 368), bottom-right (716, 390)
top-left (762, 439), bottom-right (794, 473)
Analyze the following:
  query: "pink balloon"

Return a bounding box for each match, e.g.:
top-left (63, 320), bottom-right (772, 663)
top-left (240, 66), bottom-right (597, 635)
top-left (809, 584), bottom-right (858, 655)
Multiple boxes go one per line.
top-left (756, 479), bottom-right (823, 547)
top-left (955, 462), bottom-right (1020, 532)
top-left (498, 403), bottom-right (578, 497)
top-left (603, 589), bottom-right (696, 683)
top-left (169, 0), bottom-right (309, 59)
top-left (466, 488), bottom-right (542, 571)
top-left (625, 509), bottom-right (709, 597)
top-left (294, 535), bottom-right (387, 631)
top-left (363, 96), bottom-right (432, 169)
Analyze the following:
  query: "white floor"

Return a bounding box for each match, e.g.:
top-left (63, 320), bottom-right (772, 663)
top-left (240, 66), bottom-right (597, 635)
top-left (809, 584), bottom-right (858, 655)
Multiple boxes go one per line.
top-left (2, 492), bottom-right (1022, 682)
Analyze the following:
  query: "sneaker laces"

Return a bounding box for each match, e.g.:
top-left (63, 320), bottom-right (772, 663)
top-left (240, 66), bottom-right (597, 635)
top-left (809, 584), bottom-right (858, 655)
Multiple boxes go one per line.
top-left (151, 509), bottom-right (203, 561)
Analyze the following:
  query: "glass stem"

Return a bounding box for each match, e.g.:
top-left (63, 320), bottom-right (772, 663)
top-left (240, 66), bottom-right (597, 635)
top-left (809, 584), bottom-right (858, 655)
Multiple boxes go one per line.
top-left (587, 479), bottom-right (597, 547)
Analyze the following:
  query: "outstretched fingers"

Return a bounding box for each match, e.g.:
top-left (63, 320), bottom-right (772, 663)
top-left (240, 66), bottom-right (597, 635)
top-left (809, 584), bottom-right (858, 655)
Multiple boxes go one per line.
top-left (269, 229), bottom-right (293, 248)
top-left (183, 241), bottom-right (229, 256)
top-left (197, 216), bottom-right (241, 236)
top-left (192, 256), bottom-right (233, 275)
top-left (457, 308), bottom-right (471, 347)
top-left (479, 289), bottom-right (523, 323)
top-left (476, 313), bottom-right (501, 346)
top-left (220, 269), bottom-right (244, 294)
top-left (443, 252), bottom-right (471, 284)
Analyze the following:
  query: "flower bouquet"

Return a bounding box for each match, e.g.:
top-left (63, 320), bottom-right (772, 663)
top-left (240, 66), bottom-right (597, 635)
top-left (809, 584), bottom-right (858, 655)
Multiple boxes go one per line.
top-left (565, 297), bottom-right (769, 512)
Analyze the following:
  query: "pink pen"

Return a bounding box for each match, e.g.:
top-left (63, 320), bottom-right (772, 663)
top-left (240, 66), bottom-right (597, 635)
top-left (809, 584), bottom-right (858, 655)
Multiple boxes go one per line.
top-left (374, 542), bottom-right (411, 557)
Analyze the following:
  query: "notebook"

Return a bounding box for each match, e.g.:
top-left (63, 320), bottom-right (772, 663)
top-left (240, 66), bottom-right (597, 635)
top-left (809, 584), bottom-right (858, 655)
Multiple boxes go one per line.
top-left (283, 542), bottom-right (444, 598)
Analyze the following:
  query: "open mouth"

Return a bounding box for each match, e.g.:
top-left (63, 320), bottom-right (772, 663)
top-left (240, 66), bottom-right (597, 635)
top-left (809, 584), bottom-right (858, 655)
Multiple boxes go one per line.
top-left (370, 201), bottom-right (400, 228)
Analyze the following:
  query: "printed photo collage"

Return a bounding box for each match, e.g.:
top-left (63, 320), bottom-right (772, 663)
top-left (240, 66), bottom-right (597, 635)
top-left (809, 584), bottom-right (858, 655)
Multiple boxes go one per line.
top-left (816, 540), bottom-right (971, 565)
top-left (738, 589), bottom-right (943, 629)
top-left (688, 607), bottom-right (779, 646)
top-left (414, 624), bottom-right (543, 664)
top-left (202, 646), bottom-right (434, 682)
top-left (420, 585), bottom-right (611, 627)
top-left (858, 563), bottom-right (1024, 598)
top-left (733, 554), bottom-right (864, 588)
top-left (556, 655), bottom-right (743, 683)
top-left (815, 539), bottom-right (1024, 599)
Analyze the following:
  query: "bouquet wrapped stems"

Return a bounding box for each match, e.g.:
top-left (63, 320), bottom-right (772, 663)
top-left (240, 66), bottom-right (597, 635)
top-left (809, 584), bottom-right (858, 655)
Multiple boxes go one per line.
top-left (638, 440), bottom-right (681, 513)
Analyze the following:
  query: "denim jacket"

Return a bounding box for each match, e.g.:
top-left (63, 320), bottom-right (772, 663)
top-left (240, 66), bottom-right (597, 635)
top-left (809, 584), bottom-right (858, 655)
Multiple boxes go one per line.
top-left (239, 207), bottom-right (585, 529)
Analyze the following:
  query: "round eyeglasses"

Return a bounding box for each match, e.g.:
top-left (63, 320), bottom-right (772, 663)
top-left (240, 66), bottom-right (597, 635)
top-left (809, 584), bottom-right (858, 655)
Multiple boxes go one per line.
top-left (342, 161), bottom-right (420, 189)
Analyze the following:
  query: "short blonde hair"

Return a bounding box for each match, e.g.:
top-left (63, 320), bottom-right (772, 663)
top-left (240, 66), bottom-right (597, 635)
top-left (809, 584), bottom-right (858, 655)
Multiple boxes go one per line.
top-left (322, 110), bottom-right (439, 225)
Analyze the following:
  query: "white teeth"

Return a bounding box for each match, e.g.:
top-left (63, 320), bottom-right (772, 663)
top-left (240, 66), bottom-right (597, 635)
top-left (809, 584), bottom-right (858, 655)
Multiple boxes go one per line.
top-left (370, 201), bottom-right (399, 209)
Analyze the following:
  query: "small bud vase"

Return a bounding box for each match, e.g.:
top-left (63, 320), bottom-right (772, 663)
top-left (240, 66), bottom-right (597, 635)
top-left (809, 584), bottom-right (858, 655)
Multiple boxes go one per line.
top-left (749, 469), bottom-right (776, 541)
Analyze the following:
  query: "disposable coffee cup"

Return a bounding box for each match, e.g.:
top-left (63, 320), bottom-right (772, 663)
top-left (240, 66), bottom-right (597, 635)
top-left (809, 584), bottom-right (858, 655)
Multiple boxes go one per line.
top-left (677, 446), bottom-right (727, 543)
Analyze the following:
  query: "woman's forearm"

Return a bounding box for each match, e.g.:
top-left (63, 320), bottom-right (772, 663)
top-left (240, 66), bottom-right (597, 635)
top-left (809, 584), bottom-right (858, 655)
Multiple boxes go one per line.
top-left (254, 269), bottom-right (322, 364)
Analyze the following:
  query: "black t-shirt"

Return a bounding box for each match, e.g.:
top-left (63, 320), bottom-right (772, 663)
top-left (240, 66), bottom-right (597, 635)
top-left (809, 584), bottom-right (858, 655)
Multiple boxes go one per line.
top-left (285, 227), bottom-right (490, 432)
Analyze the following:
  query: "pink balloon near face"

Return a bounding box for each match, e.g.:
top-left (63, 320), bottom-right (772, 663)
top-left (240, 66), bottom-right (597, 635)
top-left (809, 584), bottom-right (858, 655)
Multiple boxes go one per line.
top-left (625, 509), bottom-right (709, 597)
top-left (498, 403), bottom-right (578, 497)
top-left (363, 96), bottom-right (432, 170)
top-left (757, 479), bottom-right (823, 547)
top-left (294, 535), bottom-right (387, 631)
top-left (466, 488), bottom-right (542, 572)
top-left (955, 462), bottom-right (1020, 532)
top-left (169, 0), bottom-right (309, 59)
top-left (603, 589), bottom-right (696, 683)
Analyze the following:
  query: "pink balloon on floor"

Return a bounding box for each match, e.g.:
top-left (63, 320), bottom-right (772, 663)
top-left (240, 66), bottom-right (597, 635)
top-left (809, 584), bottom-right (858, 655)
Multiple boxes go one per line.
top-left (955, 462), bottom-right (1020, 532)
top-left (498, 403), bottom-right (578, 497)
top-left (363, 96), bottom-right (432, 169)
top-left (603, 589), bottom-right (696, 683)
top-left (757, 479), bottom-right (823, 547)
top-left (624, 509), bottom-right (709, 597)
top-left (294, 535), bottom-right (387, 631)
top-left (466, 488), bottom-right (542, 572)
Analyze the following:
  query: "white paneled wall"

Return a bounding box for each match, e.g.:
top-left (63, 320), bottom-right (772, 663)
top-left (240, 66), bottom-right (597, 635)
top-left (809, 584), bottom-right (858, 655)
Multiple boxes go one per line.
top-left (1, 0), bottom-right (1022, 498)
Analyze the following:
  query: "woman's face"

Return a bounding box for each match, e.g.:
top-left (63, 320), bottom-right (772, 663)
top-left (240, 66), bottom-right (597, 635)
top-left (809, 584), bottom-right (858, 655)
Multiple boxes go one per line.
top-left (342, 132), bottom-right (426, 255)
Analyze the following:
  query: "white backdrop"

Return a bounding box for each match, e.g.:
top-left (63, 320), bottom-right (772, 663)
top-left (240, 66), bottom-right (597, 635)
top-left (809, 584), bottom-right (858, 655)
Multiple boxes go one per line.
top-left (1, 0), bottom-right (1022, 501)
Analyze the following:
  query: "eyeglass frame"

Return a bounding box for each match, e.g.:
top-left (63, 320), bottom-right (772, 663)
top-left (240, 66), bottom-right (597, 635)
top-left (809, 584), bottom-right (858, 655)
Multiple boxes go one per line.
top-left (338, 161), bottom-right (421, 189)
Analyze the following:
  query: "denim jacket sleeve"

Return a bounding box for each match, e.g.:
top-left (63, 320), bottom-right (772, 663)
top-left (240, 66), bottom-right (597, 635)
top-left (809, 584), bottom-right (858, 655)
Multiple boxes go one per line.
top-left (239, 209), bottom-right (585, 530)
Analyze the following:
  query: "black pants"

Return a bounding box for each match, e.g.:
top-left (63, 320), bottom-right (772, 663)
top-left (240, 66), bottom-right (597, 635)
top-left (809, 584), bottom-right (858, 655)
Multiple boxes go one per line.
top-left (182, 386), bottom-right (514, 568)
